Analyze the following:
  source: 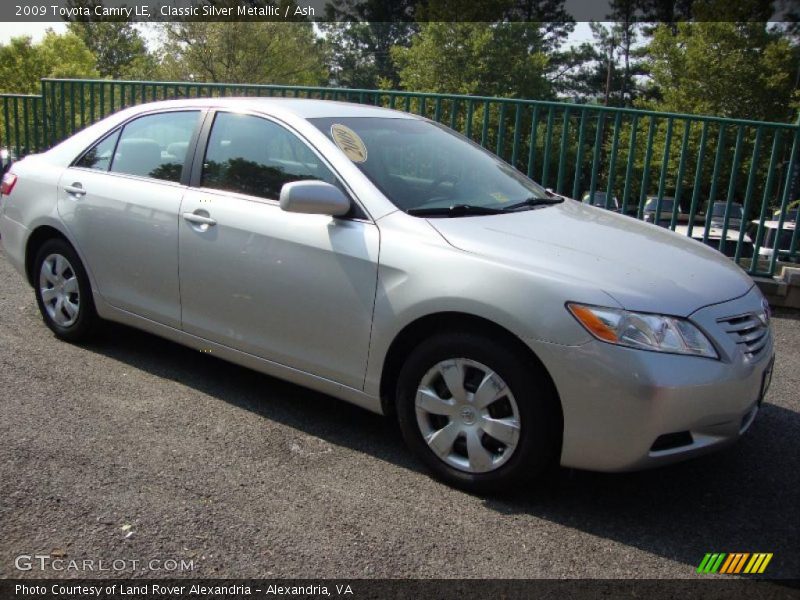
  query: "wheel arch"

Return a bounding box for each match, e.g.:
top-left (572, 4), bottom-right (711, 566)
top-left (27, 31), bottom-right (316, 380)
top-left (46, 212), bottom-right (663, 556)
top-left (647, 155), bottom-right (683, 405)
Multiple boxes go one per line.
top-left (25, 224), bottom-right (73, 286)
top-left (379, 311), bottom-right (563, 434)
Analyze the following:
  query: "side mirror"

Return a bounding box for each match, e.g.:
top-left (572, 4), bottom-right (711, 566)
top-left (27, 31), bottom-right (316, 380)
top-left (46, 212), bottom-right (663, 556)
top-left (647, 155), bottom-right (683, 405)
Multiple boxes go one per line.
top-left (546, 187), bottom-right (570, 201)
top-left (279, 181), bottom-right (350, 217)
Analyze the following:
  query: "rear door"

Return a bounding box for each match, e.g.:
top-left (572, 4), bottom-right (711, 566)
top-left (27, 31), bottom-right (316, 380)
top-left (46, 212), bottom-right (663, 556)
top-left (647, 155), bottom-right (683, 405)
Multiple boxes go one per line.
top-left (178, 111), bottom-right (379, 389)
top-left (58, 110), bottom-right (203, 328)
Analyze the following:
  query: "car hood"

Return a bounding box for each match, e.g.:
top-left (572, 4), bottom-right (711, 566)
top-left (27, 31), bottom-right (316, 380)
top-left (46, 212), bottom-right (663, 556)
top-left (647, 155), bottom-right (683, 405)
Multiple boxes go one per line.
top-left (427, 200), bottom-right (754, 316)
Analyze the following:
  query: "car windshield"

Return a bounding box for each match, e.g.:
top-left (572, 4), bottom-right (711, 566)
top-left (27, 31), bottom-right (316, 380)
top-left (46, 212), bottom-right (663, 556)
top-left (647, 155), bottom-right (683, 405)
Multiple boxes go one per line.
top-left (712, 202), bottom-right (743, 219)
top-left (764, 227), bottom-right (796, 250)
top-left (309, 117), bottom-right (550, 213)
top-left (644, 198), bottom-right (675, 212)
top-left (773, 208), bottom-right (798, 222)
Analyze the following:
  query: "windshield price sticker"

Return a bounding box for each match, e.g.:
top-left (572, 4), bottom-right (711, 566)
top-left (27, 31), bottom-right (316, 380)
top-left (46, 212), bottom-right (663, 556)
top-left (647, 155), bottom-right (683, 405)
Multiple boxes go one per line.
top-left (331, 124), bottom-right (368, 163)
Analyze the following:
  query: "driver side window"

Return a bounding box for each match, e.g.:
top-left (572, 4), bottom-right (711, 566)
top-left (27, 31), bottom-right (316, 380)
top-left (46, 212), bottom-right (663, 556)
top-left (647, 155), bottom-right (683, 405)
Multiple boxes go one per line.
top-left (202, 112), bottom-right (337, 201)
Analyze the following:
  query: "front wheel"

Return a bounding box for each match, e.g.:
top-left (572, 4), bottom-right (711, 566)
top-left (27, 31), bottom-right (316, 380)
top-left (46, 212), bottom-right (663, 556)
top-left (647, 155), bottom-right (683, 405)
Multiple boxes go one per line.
top-left (396, 332), bottom-right (561, 493)
top-left (34, 238), bottom-right (98, 342)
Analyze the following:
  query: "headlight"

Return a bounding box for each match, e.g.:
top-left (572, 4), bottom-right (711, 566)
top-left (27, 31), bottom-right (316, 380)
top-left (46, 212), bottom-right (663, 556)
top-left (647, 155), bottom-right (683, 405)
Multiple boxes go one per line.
top-left (567, 303), bottom-right (718, 359)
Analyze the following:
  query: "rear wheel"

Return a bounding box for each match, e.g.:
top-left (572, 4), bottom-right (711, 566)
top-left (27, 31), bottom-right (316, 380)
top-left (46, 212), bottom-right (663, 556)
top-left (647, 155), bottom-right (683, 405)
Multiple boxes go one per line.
top-left (396, 332), bottom-right (561, 493)
top-left (34, 238), bottom-right (98, 342)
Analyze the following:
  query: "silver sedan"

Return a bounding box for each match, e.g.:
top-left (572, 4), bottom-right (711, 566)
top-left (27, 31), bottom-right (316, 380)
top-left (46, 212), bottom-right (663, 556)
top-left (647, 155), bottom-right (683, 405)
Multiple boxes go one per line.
top-left (0, 99), bottom-right (774, 492)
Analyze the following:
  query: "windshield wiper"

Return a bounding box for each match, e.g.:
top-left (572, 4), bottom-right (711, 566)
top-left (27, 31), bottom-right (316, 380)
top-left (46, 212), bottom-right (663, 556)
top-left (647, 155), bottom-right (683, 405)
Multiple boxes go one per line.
top-left (501, 196), bottom-right (564, 211)
top-left (407, 204), bottom-right (506, 217)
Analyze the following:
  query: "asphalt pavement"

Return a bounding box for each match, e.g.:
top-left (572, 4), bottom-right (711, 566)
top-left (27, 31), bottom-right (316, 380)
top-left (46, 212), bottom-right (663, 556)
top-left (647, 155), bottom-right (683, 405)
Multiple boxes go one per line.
top-left (1, 249), bottom-right (798, 579)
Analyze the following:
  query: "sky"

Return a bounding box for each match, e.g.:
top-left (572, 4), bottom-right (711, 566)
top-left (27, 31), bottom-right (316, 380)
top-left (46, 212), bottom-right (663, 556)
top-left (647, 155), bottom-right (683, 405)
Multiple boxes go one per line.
top-left (0, 20), bottom-right (597, 49)
top-left (0, 21), bottom-right (67, 42)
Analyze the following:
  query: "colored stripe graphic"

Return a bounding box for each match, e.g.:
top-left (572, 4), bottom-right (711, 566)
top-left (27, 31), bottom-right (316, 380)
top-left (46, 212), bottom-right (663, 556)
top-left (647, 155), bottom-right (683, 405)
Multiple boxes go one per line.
top-left (697, 554), bottom-right (713, 573)
top-left (699, 553), bottom-right (773, 574)
top-left (720, 553), bottom-right (750, 573)
top-left (734, 553), bottom-right (750, 573)
top-left (697, 553), bottom-right (727, 573)
top-left (744, 553), bottom-right (774, 574)
top-left (719, 554), bottom-right (735, 573)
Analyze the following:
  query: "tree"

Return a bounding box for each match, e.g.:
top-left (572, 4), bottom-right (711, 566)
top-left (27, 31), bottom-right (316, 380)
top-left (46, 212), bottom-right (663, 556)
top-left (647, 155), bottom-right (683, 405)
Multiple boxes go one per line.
top-left (505, 0), bottom-right (574, 54)
top-left (564, 20), bottom-right (647, 106)
top-left (392, 22), bottom-right (553, 98)
top-left (157, 21), bottom-right (327, 85)
top-left (67, 22), bottom-right (155, 80)
top-left (323, 0), bottom-right (578, 94)
top-left (637, 0), bottom-right (695, 35)
top-left (321, 0), bottom-right (419, 88)
top-left (643, 19), bottom-right (797, 122)
top-left (321, 22), bottom-right (417, 89)
top-left (0, 31), bottom-right (98, 94)
top-left (64, 0), bottom-right (155, 79)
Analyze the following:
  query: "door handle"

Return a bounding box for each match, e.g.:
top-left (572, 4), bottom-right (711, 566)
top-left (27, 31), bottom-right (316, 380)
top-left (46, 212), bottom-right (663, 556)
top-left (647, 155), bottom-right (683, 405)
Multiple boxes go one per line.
top-left (182, 212), bottom-right (217, 226)
top-left (64, 183), bottom-right (86, 196)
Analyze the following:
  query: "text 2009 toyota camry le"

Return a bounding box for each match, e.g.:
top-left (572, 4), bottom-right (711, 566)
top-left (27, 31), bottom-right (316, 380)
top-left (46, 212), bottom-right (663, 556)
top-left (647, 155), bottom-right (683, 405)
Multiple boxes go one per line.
top-left (0, 99), bottom-right (774, 492)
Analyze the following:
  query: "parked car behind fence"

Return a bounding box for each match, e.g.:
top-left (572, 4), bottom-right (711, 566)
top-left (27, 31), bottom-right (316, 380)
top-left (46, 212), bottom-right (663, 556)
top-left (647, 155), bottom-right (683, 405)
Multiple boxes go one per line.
top-left (582, 191), bottom-right (620, 212)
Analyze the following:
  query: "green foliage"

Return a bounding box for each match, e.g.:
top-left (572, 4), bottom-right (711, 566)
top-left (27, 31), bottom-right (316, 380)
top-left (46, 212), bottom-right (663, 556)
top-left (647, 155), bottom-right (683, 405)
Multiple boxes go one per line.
top-left (0, 32), bottom-right (98, 94)
top-left (157, 21), bottom-right (327, 85)
top-left (565, 19), bottom-right (648, 107)
top-left (321, 22), bottom-right (417, 89)
top-left (321, 0), bottom-right (418, 88)
top-left (643, 17), bottom-right (798, 122)
top-left (64, 0), bottom-right (156, 79)
top-left (324, 0), bottom-right (575, 96)
top-left (392, 22), bottom-right (553, 99)
top-left (67, 22), bottom-right (155, 79)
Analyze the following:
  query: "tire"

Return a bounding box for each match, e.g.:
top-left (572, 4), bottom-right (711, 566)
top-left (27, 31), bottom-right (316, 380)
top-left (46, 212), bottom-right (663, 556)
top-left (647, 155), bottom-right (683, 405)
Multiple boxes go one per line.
top-left (33, 238), bottom-right (98, 342)
top-left (396, 332), bottom-right (561, 494)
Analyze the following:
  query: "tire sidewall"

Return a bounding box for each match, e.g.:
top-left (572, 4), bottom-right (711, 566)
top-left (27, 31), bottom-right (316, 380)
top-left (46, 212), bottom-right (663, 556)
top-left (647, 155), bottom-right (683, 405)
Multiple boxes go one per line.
top-left (396, 332), bottom-right (559, 493)
top-left (34, 239), bottom-right (96, 342)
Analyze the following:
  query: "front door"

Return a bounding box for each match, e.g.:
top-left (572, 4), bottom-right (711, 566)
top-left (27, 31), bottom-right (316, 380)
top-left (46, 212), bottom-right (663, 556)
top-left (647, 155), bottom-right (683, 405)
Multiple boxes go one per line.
top-left (178, 111), bottom-right (379, 390)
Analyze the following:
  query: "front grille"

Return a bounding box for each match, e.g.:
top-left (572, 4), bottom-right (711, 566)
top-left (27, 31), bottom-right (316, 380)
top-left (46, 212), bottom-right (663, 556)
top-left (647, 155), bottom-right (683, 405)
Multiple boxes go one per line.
top-left (717, 312), bottom-right (770, 359)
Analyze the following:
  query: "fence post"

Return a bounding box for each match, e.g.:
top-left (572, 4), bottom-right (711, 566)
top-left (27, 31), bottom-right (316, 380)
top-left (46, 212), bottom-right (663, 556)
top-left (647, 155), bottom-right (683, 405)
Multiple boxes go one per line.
top-left (786, 115), bottom-right (800, 261)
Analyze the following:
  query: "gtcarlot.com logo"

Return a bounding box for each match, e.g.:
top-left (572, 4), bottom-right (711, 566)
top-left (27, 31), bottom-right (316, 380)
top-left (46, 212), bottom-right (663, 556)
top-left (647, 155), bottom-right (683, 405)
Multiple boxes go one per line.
top-left (15, 554), bottom-right (195, 573)
top-left (697, 552), bottom-right (773, 574)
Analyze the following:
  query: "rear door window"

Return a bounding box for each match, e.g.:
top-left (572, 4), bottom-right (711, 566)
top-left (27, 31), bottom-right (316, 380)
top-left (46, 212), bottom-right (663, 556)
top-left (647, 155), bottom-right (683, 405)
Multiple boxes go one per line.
top-left (75, 130), bottom-right (120, 171)
top-left (110, 111), bottom-right (200, 182)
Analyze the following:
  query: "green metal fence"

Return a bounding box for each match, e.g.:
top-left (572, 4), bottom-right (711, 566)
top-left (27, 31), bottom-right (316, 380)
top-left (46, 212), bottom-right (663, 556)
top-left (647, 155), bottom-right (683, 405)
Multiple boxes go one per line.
top-left (1, 78), bottom-right (798, 277)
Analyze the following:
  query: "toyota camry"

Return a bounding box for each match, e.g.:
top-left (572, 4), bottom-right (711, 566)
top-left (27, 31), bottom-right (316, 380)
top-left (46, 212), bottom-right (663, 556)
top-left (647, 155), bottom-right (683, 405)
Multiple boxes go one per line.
top-left (0, 98), bottom-right (774, 492)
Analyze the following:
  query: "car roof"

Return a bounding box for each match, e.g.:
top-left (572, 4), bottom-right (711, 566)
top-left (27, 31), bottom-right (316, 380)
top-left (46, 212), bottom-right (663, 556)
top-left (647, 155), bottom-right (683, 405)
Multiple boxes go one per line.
top-left (674, 224), bottom-right (749, 241)
top-left (119, 97), bottom-right (418, 121)
top-left (751, 219), bottom-right (797, 229)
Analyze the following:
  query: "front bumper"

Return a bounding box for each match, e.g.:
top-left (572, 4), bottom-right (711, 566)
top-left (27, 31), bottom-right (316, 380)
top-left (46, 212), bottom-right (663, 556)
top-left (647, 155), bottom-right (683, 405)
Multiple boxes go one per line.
top-left (529, 286), bottom-right (774, 472)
